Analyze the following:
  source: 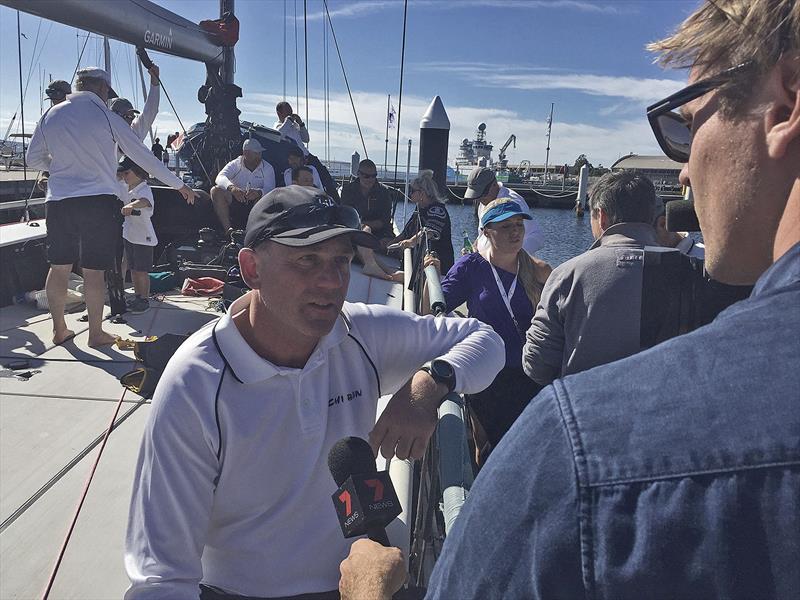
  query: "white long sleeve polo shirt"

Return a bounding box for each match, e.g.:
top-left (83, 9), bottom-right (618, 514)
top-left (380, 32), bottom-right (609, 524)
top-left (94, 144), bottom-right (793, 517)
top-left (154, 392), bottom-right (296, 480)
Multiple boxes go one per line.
top-left (26, 91), bottom-right (184, 202)
top-left (131, 84), bottom-right (159, 143)
top-left (476, 183), bottom-right (545, 256)
top-left (125, 296), bottom-right (504, 599)
top-left (215, 156), bottom-right (276, 196)
top-left (274, 118), bottom-right (310, 156)
top-left (283, 164), bottom-right (324, 190)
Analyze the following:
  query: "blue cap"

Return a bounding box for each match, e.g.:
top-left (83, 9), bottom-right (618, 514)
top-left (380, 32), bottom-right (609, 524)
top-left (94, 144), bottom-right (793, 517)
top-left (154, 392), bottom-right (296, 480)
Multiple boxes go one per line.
top-left (480, 201), bottom-right (532, 229)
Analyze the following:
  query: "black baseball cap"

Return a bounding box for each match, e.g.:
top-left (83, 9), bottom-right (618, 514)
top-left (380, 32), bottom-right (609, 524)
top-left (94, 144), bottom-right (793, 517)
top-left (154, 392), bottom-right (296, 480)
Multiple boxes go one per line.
top-left (44, 80), bottom-right (71, 100)
top-left (244, 186), bottom-right (378, 249)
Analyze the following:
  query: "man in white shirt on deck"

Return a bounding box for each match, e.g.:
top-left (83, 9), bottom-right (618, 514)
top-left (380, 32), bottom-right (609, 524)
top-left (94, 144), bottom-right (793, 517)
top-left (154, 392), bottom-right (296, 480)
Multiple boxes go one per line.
top-left (274, 100), bottom-right (310, 154)
top-left (26, 66), bottom-right (194, 348)
top-left (283, 144), bottom-right (324, 190)
top-left (109, 63), bottom-right (161, 143)
top-left (211, 138), bottom-right (276, 233)
top-left (125, 186), bottom-right (505, 599)
top-left (465, 166), bottom-right (545, 256)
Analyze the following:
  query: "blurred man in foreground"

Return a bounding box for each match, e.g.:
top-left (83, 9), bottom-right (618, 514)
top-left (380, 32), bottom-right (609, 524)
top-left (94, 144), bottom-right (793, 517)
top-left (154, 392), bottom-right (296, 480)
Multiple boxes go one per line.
top-left (339, 1), bottom-right (800, 597)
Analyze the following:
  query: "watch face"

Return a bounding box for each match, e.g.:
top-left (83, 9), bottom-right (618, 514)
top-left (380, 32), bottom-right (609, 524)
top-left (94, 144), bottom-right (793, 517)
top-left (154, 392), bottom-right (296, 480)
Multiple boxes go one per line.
top-left (431, 359), bottom-right (454, 380)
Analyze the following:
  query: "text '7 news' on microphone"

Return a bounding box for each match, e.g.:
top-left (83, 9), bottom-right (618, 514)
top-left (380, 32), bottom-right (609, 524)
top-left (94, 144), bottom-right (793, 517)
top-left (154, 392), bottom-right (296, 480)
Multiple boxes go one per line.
top-left (328, 436), bottom-right (401, 547)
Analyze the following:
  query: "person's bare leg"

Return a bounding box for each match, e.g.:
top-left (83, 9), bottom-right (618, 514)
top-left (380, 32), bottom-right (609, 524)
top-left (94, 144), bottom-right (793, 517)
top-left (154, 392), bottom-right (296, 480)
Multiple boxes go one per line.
top-left (132, 270), bottom-right (150, 298)
top-left (210, 185), bottom-right (233, 232)
top-left (46, 263), bottom-right (75, 344)
top-left (82, 268), bottom-right (116, 347)
top-left (357, 247), bottom-right (403, 281)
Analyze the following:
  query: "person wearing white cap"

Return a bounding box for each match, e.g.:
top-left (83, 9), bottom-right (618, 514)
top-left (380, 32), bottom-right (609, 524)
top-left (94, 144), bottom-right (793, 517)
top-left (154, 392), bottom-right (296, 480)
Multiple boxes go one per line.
top-left (26, 66), bottom-right (195, 348)
top-left (211, 138), bottom-right (277, 233)
top-left (465, 166), bottom-right (545, 257)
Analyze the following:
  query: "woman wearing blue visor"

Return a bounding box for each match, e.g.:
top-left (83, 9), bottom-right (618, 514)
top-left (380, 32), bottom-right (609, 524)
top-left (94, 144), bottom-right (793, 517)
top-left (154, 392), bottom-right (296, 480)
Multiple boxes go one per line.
top-left (425, 199), bottom-right (551, 462)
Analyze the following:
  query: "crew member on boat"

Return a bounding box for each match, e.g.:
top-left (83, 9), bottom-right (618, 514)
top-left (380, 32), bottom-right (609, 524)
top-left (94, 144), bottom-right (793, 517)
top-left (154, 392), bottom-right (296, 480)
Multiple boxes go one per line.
top-left (25, 66), bottom-right (195, 348)
top-left (341, 159), bottom-right (396, 247)
top-left (283, 145), bottom-right (324, 190)
top-left (424, 199), bottom-right (551, 458)
top-left (211, 138), bottom-right (276, 233)
top-left (124, 186), bottom-right (504, 599)
top-left (44, 79), bottom-right (71, 106)
top-left (109, 62), bottom-right (162, 144)
top-left (464, 166), bottom-right (544, 256)
top-left (389, 169), bottom-right (455, 276)
top-left (274, 100), bottom-right (340, 201)
top-left (339, 0), bottom-right (800, 596)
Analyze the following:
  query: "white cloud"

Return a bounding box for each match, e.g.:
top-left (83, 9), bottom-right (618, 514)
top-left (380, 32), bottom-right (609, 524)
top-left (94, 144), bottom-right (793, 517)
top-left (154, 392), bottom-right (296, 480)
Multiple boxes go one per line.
top-left (240, 89), bottom-right (662, 168)
top-left (478, 73), bottom-right (684, 103)
top-left (300, 0), bottom-right (629, 22)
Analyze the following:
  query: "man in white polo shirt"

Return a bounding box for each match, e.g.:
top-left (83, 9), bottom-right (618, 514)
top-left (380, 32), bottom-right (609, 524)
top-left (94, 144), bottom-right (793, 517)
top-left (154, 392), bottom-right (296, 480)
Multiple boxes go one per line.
top-left (211, 138), bottom-right (276, 233)
top-left (26, 66), bottom-right (194, 347)
top-left (125, 186), bottom-right (505, 599)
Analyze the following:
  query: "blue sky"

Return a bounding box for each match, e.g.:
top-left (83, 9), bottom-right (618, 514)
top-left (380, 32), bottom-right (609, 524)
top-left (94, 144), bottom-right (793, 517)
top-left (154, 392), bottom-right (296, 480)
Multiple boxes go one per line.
top-left (0, 0), bottom-right (699, 169)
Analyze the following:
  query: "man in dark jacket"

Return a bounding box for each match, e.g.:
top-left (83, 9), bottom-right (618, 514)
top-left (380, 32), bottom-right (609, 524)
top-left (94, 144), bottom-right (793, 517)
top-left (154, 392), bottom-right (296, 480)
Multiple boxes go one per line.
top-left (338, 1), bottom-right (800, 598)
top-left (340, 159), bottom-right (394, 246)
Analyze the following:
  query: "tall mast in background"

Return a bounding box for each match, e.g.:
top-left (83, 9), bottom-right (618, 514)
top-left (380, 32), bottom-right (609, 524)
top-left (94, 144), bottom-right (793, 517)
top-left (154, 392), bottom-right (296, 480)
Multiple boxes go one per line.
top-left (544, 102), bottom-right (553, 182)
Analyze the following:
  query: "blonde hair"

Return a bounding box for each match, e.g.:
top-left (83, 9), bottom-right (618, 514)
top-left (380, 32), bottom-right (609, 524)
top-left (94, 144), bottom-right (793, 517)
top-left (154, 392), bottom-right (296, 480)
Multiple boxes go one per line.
top-left (648, 0), bottom-right (800, 116)
top-left (482, 199), bottom-right (544, 308)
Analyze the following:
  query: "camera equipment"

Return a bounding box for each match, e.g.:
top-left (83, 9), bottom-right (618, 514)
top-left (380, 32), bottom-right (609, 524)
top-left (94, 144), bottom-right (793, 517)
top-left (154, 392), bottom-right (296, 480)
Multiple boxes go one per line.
top-left (641, 247), bottom-right (752, 348)
top-left (666, 199), bottom-right (700, 232)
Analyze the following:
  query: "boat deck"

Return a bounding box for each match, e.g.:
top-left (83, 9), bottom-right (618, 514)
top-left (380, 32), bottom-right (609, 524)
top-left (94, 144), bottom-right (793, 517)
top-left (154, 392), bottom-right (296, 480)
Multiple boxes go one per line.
top-left (0, 266), bottom-right (403, 598)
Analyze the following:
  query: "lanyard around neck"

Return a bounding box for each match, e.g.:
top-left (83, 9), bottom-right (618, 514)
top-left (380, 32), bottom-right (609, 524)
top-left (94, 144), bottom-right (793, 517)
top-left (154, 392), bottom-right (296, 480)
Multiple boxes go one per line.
top-left (488, 261), bottom-right (522, 336)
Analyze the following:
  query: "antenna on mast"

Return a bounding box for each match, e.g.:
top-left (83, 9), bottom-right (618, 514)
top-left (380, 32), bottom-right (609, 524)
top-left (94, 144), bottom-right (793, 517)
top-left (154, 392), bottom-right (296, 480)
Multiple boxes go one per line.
top-left (544, 102), bottom-right (553, 182)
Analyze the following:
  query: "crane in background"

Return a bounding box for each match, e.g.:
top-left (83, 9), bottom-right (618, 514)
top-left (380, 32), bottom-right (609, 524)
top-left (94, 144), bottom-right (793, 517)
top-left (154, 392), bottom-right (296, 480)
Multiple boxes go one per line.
top-left (497, 133), bottom-right (516, 170)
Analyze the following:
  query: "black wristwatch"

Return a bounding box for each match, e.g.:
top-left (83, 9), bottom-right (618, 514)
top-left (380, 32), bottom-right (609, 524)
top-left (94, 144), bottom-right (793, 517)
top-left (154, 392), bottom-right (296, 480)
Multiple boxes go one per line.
top-left (419, 359), bottom-right (456, 394)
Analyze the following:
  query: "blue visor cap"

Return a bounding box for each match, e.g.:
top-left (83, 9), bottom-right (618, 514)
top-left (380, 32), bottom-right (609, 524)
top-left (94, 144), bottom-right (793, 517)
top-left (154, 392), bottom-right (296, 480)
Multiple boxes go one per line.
top-left (480, 202), bottom-right (532, 229)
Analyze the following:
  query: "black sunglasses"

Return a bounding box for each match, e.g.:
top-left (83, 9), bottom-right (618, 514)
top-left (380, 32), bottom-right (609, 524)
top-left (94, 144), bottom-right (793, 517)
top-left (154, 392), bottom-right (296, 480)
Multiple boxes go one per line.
top-left (249, 202), bottom-right (362, 248)
top-left (358, 171), bottom-right (377, 179)
top-left (646, 61), bottom-right (752, 163)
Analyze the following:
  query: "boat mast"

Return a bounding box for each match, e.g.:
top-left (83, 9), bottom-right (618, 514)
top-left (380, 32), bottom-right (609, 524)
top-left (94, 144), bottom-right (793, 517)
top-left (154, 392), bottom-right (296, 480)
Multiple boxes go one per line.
top-left (16, 10), bottom-right (27, 180)
top-left (220, 0), bottom-right (235, 83)
top-left (544, 102), bottom-right (553, 182)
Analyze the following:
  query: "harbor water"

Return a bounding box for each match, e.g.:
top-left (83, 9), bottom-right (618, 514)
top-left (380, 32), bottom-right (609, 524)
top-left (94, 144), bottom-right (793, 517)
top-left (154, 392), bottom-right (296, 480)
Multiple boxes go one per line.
top-left (398, 202), bottom-right (596, 268)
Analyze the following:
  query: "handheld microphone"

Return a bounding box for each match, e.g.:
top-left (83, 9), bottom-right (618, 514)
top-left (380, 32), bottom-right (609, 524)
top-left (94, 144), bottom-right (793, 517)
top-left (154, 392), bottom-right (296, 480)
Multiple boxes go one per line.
top-left (666, 199), bottom-right (700, 233)
top-left (328, 437), bottom-right (401, 547)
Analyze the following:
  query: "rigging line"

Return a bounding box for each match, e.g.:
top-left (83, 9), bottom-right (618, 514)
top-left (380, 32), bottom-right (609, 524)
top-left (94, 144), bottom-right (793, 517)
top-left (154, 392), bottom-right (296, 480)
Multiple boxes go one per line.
top-left (282, 0), bottom-right (288, 101)
top-left (70, 33), bottom-right (91, 84)
top-left (16, 11), bottom-right (27, 180)
top-left (21, 18), bottom-right (43, 103)
top-left (303, 0), bottom-right (309, 127)
top-left (294, 0), bottom-right (299, 109)
top-left (392, 0), bottom-right (409, 189)
top-left (153, 72), bottom-right (214, 184)
top-left (323, 0), bottom-right (368, 158)
top-left (39, 393), bottom-right (146, 600)
top-left (324, 18), bottom-right (329, 162)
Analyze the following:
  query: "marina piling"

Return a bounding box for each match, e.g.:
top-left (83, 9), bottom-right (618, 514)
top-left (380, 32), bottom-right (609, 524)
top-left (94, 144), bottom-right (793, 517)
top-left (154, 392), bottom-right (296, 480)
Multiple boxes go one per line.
top-left (418, 96), bottom-right (450, 196)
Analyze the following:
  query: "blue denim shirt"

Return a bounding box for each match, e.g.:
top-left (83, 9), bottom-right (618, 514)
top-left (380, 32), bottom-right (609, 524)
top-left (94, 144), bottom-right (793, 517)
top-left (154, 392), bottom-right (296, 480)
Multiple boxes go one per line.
top-left (427, 242), bottom-right (800, 600)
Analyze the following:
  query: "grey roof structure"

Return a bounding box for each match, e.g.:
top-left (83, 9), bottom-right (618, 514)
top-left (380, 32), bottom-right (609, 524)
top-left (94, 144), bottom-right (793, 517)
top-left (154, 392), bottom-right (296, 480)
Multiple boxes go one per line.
top-left (611, 154), bottom-right (683, 171)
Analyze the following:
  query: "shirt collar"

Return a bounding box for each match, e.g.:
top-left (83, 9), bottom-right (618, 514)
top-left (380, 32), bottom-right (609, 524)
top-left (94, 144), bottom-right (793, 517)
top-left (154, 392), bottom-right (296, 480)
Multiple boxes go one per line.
top-left (212, 292), bottom-right (350, 384)
top-left (751, 241), bottom-right (800, 299)
top-left (68, 90), bottom-right (108, 110)
top-left (590, 222), bottom-right (659, 250)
